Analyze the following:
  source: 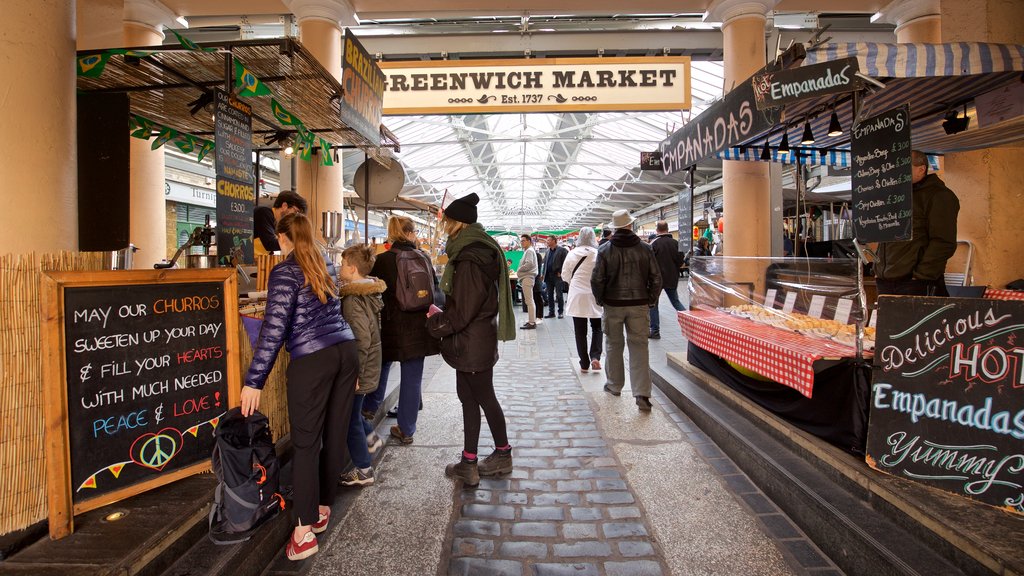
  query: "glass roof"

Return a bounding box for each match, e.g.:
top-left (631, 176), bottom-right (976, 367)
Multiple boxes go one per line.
top-left (375, 60), bottom-right (724, 230)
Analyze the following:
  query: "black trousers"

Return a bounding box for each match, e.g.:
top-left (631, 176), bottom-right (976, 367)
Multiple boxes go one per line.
top-left (285, 340), bottom-right (357, 526)
top-left (533, 278), bottom-right (544, 312)
top-left (876, 277), bottom-right (949, 297)
top-left (572, 317), bottom-right (602, 369)
top-left (456, 368), bottom-right (508, 455)
top-left (545, 278), bottom-right (564, 315)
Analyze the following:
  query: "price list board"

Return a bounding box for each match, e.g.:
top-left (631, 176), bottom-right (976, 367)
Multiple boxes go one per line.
top-left (214, 89), bottom-right (256, 264)
top-left (851, 104), bottom-right (914, 243)
top-left (41, 269), bottom-right (240, 538)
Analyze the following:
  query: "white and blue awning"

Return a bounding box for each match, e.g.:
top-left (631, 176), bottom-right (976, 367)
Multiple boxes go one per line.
top-left (714, 147), bottom-right (941, 170)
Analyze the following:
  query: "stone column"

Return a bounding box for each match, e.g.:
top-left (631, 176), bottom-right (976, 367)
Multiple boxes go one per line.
top-left (285, 0), bottom-right (355, 239)
top-left (705, 0), bottom-right (778, 263)
top-left (938, 0), bottom-right (1024, 289)
top-left (0, 0), bottom-right (77, 254)
top-left (123, 0), bottom-right (175, 266)
top-left (874, 0), bottom-right (941, 43)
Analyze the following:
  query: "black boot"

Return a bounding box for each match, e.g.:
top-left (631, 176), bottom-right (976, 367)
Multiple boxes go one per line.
top-left (478, 448), bottom-right (513, 477)
top-left (445, 456), bottom-right (480, 486)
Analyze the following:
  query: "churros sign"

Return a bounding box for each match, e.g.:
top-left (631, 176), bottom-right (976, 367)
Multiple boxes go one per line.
top-left (341, 31), bottom-right (386, 144)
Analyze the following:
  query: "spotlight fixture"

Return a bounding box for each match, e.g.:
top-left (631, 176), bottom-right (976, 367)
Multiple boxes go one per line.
top-left (801, 120), bottom-right (815, 144)
top-left (827, 111), bottom-right (843, 137)
top-left (760, 143), bottom-right (771, 160)
top-left (778, 132), bottom-right (791, 156)
top-left (942, 103), bottom-right (971, 135)
top-left (264, 131), bottom-right (295, 155)
top-left (187, 92), bottom-right (214, 117)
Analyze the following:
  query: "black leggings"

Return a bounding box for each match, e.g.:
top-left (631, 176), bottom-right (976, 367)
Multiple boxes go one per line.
top-left (573, 317), bottom-right (602, 369)
top-left (456, 368), bottom-right (508, 455)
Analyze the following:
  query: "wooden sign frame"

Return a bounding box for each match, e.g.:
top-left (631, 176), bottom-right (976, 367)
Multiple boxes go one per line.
top-left (41, 269), bottom-right (240, 539)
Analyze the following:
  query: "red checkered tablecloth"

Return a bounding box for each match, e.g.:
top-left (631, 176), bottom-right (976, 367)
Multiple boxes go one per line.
top-left (678, 309), bottom-right (860, 398)
top-left (984, 289), bottom-right (1024, 301)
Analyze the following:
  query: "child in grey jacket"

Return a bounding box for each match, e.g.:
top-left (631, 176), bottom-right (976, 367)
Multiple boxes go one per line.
top-left (338, 244), bottom-right (386, 487)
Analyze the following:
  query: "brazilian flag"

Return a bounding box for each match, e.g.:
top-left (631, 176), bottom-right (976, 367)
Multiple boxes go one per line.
top-left (296, 127), bottom-right (315, 161)
top-left (152, 126), bottom-right (177, 150)
top-left (77, 53), bottom-right (110, 78)
top-left (271, 98), bottom-right (301, 126)
top-left (170, 30), bottom-right (215, 52)
top-left (173, 133), bottom-right (196, 154)
top-left (319, 138), bottom-right (334, 166)
top-left (234, 60), bottom-right (272, 98)
top-left (196, 139), bottom-right (215, 162)
top-left (130, 114), bottom-right (156, 140)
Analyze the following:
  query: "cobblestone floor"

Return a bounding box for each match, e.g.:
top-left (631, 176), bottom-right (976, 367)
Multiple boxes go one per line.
top-left (307, 293), bottom-right (839, 576)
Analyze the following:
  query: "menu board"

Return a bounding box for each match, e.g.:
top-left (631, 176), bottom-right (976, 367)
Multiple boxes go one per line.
top-left (851, 104), bottom-right (913, 243)
top-left (677, 184), bottom-right (692, 256)
top-left (214, 89), bottom-right (255, 264)
top-left (866, 296), bottom-right (1024, 516)
top-left (42, 270), bottom-right (239, 538)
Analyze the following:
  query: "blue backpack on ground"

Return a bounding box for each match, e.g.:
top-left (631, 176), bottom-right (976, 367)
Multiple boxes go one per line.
top-left (208, 408), bottom-right (284, 544)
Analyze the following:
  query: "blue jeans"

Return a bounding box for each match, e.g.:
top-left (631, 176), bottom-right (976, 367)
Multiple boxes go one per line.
top-left (348, 395), bottom-right (372, 469)
top-left (649, 287), bottom-right (686, 332)
top-left (365, 357), bottom-right (425, 436)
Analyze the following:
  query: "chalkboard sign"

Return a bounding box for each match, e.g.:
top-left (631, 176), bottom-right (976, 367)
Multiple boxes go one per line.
top-left (42, 269), bottom-right (240, 538)
top-left (866, 296), bottom-right (1024, 516)
top-left (214, 89), bottom-right (255, 265)
top-left (851, 104), bottom-right (913, 242)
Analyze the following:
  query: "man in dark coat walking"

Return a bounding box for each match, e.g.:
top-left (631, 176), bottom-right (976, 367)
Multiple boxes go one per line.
top-left (648, 220), bottom-right (687, 339)
top-left (543, 236), bottom-right (568, 318)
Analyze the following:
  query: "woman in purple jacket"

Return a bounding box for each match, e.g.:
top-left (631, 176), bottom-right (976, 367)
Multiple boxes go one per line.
top-left (241, 213), bottom-right (357, 561)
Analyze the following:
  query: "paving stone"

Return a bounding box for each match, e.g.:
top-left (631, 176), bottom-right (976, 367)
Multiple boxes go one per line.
top-left (783, 540), bottom-right (832, 568)
top-left (517, 457), bottom-right (554, 469)
top-left (533, 469), bottom-right (572, 480)
top-left (585, 491), bottom-right (635, 505)
top-left (552, 458), bottom-right (585, 468)
top-left (553, 541), bottom-right (612, 558)
top-left (533, 492), bottom-right (581, 506)
top-left (559, 430), bottom-right (601, 439)
top-left (574, 468), bottom-right (621, 479)
top-left (452, 537), bottom-right (495, 556)
top-left (517, 480), bottom-right (553, 492)
top-left (520, 506), bottom-right (565, 521)
top-left (760, 514), bottom-right (802, 539)
top-left (556, 480), bottom-right (593, 492)
top-left (449, 557), bottom-right (522, 576)
top-left (478, 478), bottom-right (512, 491)
top-left (499, 541), bottom-right (548, 559)
top-left (569, 507), bottom-right (603, 521)
top-left (740, 492), bottom-right (778, 514)
top-left (539, 424), bottom-right (572, 431)
top-left (618, 540), bottom-right (656, 557)
top-left (595, 479), bottom-right (628, 491)
top-left (510, 522), bottom-right (558, 538)
top-left (459, 490), bottom-right (493, 503)
top-left (538, 439), bottom-right (571, 448)
top-left (509, 469), bottom-right (531, 480)
top-left (721, 474), bottom-right (758, 495)
top-left (453, 519), bottom-right (501, 537)
top-left (562, 522), bottom-right (599, 539)
top-left (604, 560), bottom-right (664, 576)
top-left (462, 503), bottom-right (515, 520)
top-left (531, 563), bottom-right (600, 576)
top-left (606, 507), bottom-right (641, 519)
top-left (499, 492), bottom-right (528, 505)
top-left (517, 448), bottom-right (562, 457)
top-left (591, 457), bottom-right (618, 467)
top-left (570, 438), bottom-right (607, 447)
top-left (602, 522), bottom-right (648, 538)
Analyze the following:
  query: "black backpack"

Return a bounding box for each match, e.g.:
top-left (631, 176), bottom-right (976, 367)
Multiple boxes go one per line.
top-left (393, 248), bottom-right (434, 312)
top-left (208, 408), bottom-right (284, 544)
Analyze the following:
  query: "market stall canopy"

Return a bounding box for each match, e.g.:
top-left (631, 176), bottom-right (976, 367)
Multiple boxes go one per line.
top-left (732, 42), bottom-right (1024, 160)
top-left (76, 38), bottom-right (395, 165)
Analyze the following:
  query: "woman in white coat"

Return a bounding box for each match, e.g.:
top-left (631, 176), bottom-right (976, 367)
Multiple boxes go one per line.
top-left (561, 227), bottom-right (603, 372)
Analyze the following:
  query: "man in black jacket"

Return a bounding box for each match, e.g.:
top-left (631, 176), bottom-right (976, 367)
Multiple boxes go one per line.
top-left (253, 191), bottom-right (307, 255)
top-left (591, 210), bottom-right (662, 411)
top-left (649, 220), bottom-right (687, 339)
top-left (543, 236), bottom-right (568, 318)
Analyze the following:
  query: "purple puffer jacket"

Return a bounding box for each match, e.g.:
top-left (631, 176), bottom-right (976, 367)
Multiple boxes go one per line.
top-left (244, 256), bottom-right (354, 390)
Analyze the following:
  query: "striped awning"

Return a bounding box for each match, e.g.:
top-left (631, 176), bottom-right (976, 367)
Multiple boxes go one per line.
top-left (732, 42), bottom-right (1024, 161)
top-left (715, 147), bottom-right (942, 170)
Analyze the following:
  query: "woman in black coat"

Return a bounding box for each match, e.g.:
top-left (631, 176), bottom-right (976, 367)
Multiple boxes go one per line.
top-left (362, 216), bottom-right (440, 444)
top-left (426, 193), bottom-right (516, 487)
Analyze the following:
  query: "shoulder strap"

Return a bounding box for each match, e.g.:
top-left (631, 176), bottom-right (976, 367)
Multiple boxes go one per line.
top-left (571, 255), bottom-right (588, 279)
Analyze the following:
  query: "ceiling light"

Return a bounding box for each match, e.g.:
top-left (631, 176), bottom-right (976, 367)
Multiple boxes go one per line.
top-left (778, 132), bottom-right (790, 156)
top-left (760, 143), bottom-right (771, 161)
top-left (942, 104), bottom-right (971, 135)
top-left (801, 120), bottom-right (815, 144)
top-left (827, 112), bottom-right (843, 137)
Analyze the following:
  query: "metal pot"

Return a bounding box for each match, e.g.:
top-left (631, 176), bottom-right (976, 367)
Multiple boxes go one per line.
top-left (105, 245), bottom-right (138, 270)
top-left (185, 254), bottom-right (218, 269)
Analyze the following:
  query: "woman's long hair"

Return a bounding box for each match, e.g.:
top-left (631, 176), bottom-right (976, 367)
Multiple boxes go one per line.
top-left (387, 215), bottom-right (416, 243)
top-left (442, 214), bottom-right (467, 238)
top-left (277, 213), bottom-right (337, 303)
top-left (577, 227), bottom-right (597, 248)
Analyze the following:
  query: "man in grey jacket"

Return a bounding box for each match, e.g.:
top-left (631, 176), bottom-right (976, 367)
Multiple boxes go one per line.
top-left (591, 210), bottom-right (662, 411)
top-left (517, 234), bottom-right (539, 329)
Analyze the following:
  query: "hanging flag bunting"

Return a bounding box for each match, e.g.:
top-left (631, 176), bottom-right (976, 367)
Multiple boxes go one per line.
top-left (319, 137), bottom-right (333, 166)
top-left (152, 126), bottom-right (178, 150)
top-left (271, 98), bottom-right (302, 126)
top-left (173, 133), bottom-right (196, 154)
top-left (108, 463), bottom-right (126, 478)
top-left (79, 475), bottom-right (97, 490)
top-left (196, 139), bottom-right (215, 162)
top-left (185, 426), bottom-right (200, 438)
top-left (170, 30), bottom-right (216, 52)
top-left (108, 48), bottom-right (156, 58)
top-left (130, 114), bottom-right (157, 139)
top-left (234, 59), bottom-right (272, 97)
top-left (77, 53), bottom-right (110, 78)
top-left (296, 127), bottom-right (316, 161)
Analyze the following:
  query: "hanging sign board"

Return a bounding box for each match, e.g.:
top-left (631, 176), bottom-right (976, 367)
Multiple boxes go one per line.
top-left (214, 89), bottom-right (255, 264)
top-left (867, 296), bottom-right (1024, 516)
top-left (640, 151), bottom-right (663, 171)
top-left (380, 56), bottom-right (690, 115)
top-left (341, 31), bottom-right (386, 144)
top-left (677, 183), bottom-right (692, 256)
top-left (41, 269), bottom-right (240, 538)
top-left (850, 104), bottom-right (913, 243)
top-left (751, 57), bottom-right (862, 110)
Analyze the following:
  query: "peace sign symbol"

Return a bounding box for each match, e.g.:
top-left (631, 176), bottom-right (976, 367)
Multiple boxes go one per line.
top-left (130, 428), bottom-right (183, 471)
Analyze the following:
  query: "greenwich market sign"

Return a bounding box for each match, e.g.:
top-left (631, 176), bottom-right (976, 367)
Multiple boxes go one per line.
top-left (752, 57), bottom-right (862, 110)
top-left (380, 57), bottom-right (690, 115)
